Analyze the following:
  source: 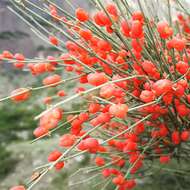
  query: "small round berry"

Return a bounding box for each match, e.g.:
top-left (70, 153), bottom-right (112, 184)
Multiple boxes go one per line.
top-left (11, 88), bottom-right (31, 103)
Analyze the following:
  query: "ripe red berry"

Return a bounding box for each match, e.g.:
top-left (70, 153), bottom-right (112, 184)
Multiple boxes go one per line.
top-left (87, 72), bottom-right (108, 86)
top-left (176, 61), bottom-right (189, 74)
top-left (106, 3), bottom-right (118, 17)
top-left (172, 131), bottom-right (180, 145)
top-left (140, 90), bottom-right (155, 103)
top-left (109, 104), bottom-right (128, 118)
top-left (55, 161), bottom-right (65, 170)
top-left (59, 134), bottom-right (76, 147)
top-left (157, 21), bottom-right (173, 39)
top-left (95, 157), bottom-right (105, 166)
top-left (57, 90), bottom-right (65, 97)
top-left (88, 103), bottom-right (101, 113)
top-left (79, 29), bottom-right (92, 41)
top-left (10, 186), bottom-right (25, 190)
top-left (113, 175), bottom-right (125, 185)
top-left (121, 20), bottom-right (131, 37)
top-left (152, 79), bottom-right (172, 96)
top-left (160, 155), bottom-right (170, 164)
top-left (43, 74), bottom-right (61, 86)
top-left (181, 130), bottom-right (190, 141)
top-left (33, 127), bottom-right (48, 138)
top-left (76, 8), bottom-right (89, 22)
top-left (131, 20), bottom-right (143, 38)
top-left (49, 36), bottom-right (59, 46)
top-left (11, 88), bottom-right (31, 103)
top-left (84, 138), bottom-right (99, 153)
top-left (48, 150), bottom-right (62, 162)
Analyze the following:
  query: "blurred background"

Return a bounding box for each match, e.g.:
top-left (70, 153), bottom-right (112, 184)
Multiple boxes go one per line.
top-left (0, 0), bottom-right (190, 190)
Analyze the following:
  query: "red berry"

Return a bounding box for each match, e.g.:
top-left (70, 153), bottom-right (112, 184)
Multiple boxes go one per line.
top-left (95, 157), bottom-right (105, 166)
top-left (87, 72), bottom-right (108, 86)
top-left (59, 134), bottom-right (76, 147)
top-left (160, 155), bottom-right (170, 164)
top-left (113, 175), bottom-right (125, 185)
top-left (157, 21), bottom-right (173, 39)
top-left (57, 90), bottom-right (65, 97)
top-left (79, 29), bottom-right (92, 41)
top-left (55, 161), bottom-right (64, 170)
top-left (140, 90), bottom-right (155, 103)
top-left (33, 127), bottom-right (48, 138)
top-left (172, 131), bottom-right (180, 145)
top-left (43, 74), bottom-right (61, 86)
top-left (109, 104), bottom-right (128, 118)
top-left (106, 3), bottom-right (118, 17)
top-left (10, 186), bottom-right (25, 190)
top-left (76, 8), bottom-right (89, 22)
top-left (11, 88), bottom-right (31, 103)
top-left (48, 150), bottom-right (62, 162)
top-left (121, 20), bottom-right (131, 37)
top-left (131, 20), bottom-right (143, 38)
top-left (49, 36), bottom-right (59, 46)
top-left (153, 79), bottom-right (172, 96)
top-left (181, 130), bottom-right (190, 141)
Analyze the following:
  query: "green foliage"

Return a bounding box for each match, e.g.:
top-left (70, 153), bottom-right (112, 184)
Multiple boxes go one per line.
top-left (0, 100), bottom-right (40, 143)
top-left (0, 145), bottom-right (17, 180)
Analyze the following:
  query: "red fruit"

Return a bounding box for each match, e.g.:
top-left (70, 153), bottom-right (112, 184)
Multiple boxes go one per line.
top-left (84, 138), bottom-right (99, 152)
top-left (106, 3), bottom-right (118, 17)
top-left (181, 130), bottom-right (190, 141)
top-left (2, 50), bottom-right (13, 59)
top-left (49, 36), bottom-right (59, 46)
top-left (48, 150), bottom-right (62, 162)
top-left (100, 84), bottom-right (115, 99)
top-left (172, 131), bottom-right (180, 145)
top-left (121, 20), bottom-right (131, 37)
top-left (124, 179), bottom-right (136, 189)
top-left (132, 11), bottom-right (144, 22)
top-left (11, 88), bottom-right (31, 102)
top-left (14, 53), bottom-right (25, 61)
top-left (131, 20), bottom-right (143, 38)
top-left (59, 134), bottom-right (76, 147)
top-left (157, 21), bottom-right (173, 39)
top-left (102, 169), bottom-right (111, 178)
top-left (160, 155), bottom-right (170, 164)
top-left (14, 62), bottom-right (25, 69)
top-left (123, 141), bottom-right (137, 152)
top-left (176, 61), bottom-right (189, 74)
top-left (87, 72), bottom-right (108, 86)
top-left (55, 161), bottom-right (64, 170)
top-left (95, 157), bottom-right (105, 166)
top-left (109, 104), bottom-right (128, 118)
top-left (140, 90), bottom-right (155, 103)
top-left (33, 127), bottom-right (48, 138)
top-left (152, 79), bottom-right (172, 96)
top-left (57, 90), bottom-right (65, 97)
top-left (51, 108), bottom-right (63, 120)
top-left (113, 175), bottom-right (125, 185)
top-left (43, 97), bottom-right (52, 107)
top-left (89, 103), bottom-right (101, 113)
top-left (94, 11), bottom-right (111, 27)
top-left (79, 112), bottom-right (89, 122)
top-left (76, 8), bottom-right (89, 22)
top-left (98, 40), bottom-right (112, 52)
top-left (177, 104), bottom-right (190, 117)
top-left (167, 37), bottom-right (186, 51)
top-left (79, 29), bottom-right (92, 41)
top-left (43, 74), bottom-right (61, 86)
top-left (10, 186), bottom-right (25, 190)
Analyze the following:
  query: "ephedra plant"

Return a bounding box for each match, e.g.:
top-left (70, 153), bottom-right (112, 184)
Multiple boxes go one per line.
top-left (1, 0), bottom-right (190, 189)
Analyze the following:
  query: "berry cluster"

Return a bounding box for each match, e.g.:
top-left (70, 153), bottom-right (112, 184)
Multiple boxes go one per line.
top-left (2, 0), bottom-right (190, 190)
